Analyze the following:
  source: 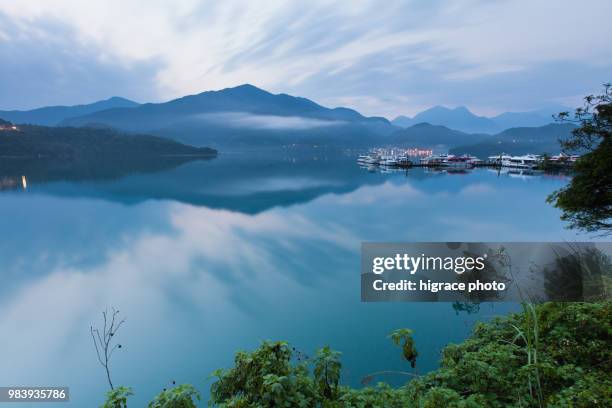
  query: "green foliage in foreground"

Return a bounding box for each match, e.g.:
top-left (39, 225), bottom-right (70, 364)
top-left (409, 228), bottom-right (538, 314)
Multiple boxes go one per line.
top-left (148, 384), bottom-right (201, 408)
top-left (389, 328), bottom-right (418, 368)
top-left (210, 302), bottom-right (611, 407)
top-left (101, 386), bottom-right (133, 408)
top-left (104, 302), bottom-right (611, 407)
top-left (407, 302), bottom-right (611, 407)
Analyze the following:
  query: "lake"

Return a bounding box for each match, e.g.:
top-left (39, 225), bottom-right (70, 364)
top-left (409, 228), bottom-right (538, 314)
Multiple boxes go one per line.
top-left (0, 149), bottom-right (591, 407)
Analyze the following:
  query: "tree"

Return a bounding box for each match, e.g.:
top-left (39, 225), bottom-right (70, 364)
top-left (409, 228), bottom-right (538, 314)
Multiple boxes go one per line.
top-left (148, 384), bottom-right (200, 408)
top-left (389, 328), bottom-right (418, 369)
top-left (548, 83), bottom-right (612, 234)
top-left (101, 386), bottom-right (133, 408)
top-left (209, 341), bottom-right (319, 407)
top-left (313, 346), bottom-right (342, 400)
top-left (91, 308), bottom-right (126, 390)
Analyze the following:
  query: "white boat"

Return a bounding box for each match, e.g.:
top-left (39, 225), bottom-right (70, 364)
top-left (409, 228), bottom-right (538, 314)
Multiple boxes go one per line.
top-left (396, 156), bottom-right (412, 166)
top-left (364, 155), bottom-right (382, 165)
top-left (379, 155), bottom-right (399, 166)
top-left (501, 154), bottom-right (540, 169)
top-left (358, 150), bottom-right (407, 166)
top-left (488, 154), bottom-right (511, 165)
top-left (357, 153), bottom-right (382, 165)
top-left (420, 154), bottom-right (449, 165)
top-left (440, 155), bottom-right (475, 169)
top-left (550, 153), bottom-right (579, 163)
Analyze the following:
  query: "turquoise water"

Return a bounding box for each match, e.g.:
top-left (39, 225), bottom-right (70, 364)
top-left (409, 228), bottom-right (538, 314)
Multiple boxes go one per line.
top-left (0, 151), bottom-right (590, 406)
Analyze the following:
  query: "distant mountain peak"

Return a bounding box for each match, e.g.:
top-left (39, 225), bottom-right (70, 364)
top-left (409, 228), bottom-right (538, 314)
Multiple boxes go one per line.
top-left (232, 83), bottom-right (263, 91)
top-left (392, 104), bottom-right (563, 133)
top-left (422, 105), bottom-right (473, 114)
top-left (173, 84), bottom-right (270, 102)
top-left (218, 83), bottom-right (269, 95)
top-left (393, 114), bottom-right (410, 120)
top-left (425, 105), bottom-right (452, 112)
top-left (411, 122), bottom-right (458, 131)
top-left (105, 96), bottom-right (137, 103)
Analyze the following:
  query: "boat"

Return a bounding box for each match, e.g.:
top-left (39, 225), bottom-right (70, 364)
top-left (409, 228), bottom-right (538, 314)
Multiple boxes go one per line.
top-left (396, 156), bottom-right (412, 166)
top-left (488, 154), bottom-right (512, 165)
top-left (379, 155), bottom-right (399, 166)
top-left (420, 154), bottom-right (449, 166)
top-left (550, 153), bottom-right (579, 163)
top-left (357, 153), bottom-right (382, 165)
top-left (357, 154), bottom-right (370, 163)
top-left (357, 149), bottom-right (410, 167)
top-left (501, 154), bottom-right (540, 169)
top-left (440, 155), bottom-right (475, 169)
top-left (365, 154), bottom-right (382, 165)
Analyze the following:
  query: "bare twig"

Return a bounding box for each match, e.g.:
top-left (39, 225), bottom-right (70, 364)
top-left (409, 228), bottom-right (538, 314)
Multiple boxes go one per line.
top-left (90, 307), bottom-right (126, 390)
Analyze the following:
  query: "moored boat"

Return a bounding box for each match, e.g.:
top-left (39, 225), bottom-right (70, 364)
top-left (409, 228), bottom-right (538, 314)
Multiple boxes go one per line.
top-left (501, 154), bottom-right (540, 169)
top-left (379, 155), bottom-right (399, 166)
top-left (420, 154), bottom-right (448, 166)
top-left (550, 153), bottom-right (579, 163)
top-left (396, 155), bottom-right (412, 166)
top-left (440, 155), bottom-right (475, 169)
top-left (488, 154), bottom-right (511, 165)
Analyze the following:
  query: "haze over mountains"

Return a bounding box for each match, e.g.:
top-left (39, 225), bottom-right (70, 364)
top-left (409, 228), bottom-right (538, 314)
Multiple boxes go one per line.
top-left (0, 84), bottom-right (574, 154)
top-left (56, 84), bottom-right (393, 147)
top-left (391, 105), bottom-right (565, 134)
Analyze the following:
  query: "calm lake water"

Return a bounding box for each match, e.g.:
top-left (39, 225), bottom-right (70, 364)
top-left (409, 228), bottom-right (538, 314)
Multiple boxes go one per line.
top-left (0, 150), bottom-right (592, 406)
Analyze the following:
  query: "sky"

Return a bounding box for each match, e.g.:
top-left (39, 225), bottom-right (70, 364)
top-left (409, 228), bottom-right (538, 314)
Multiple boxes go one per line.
top-left (0, 0), bottom-right (610, 118)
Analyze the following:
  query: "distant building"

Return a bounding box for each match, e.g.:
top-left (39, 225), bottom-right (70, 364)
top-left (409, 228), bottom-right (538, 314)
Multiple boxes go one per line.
top-left (0, 121), bottom-right (19, 132)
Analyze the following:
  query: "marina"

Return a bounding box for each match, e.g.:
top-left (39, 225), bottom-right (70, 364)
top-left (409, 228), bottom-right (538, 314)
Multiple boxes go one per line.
top-left (357, 149), bottom-right (578, 171)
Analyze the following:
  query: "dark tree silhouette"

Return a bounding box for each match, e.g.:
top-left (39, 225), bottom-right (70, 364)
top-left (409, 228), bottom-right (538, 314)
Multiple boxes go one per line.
top-left (548, 83), bottom-right (612, 234)
top-left (90, 308), bottom-right (126, 390)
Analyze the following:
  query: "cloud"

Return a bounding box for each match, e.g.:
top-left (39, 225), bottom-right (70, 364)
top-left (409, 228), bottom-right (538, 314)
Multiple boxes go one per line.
top-left (0, 0), bottom-right (611, 115)
top-left (0, 200), bottom-right (358, 403)
top-left (0, 172), bottom-right (598, 404)
top-left (0, 12), bottom-right (162, 110)
top-left (194, 112), bottom-right (347, 130)
top-left (460, 183), bottom-right (494, 195)
top-left (228, 176), bottom-right (342, 193)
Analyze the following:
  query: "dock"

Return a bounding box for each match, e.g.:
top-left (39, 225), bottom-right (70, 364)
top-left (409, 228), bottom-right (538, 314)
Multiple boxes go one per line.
top-left (394, 162), bottom-right (500, 168)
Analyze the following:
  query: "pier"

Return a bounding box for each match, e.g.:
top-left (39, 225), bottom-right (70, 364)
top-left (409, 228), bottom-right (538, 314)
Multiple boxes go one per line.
top-left (393, 161), bottom-right (500, 168)
top-left (357, 150), bottom-right (577, 171)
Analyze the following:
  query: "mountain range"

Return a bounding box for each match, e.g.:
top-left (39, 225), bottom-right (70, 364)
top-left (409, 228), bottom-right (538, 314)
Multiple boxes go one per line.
top-left (449, 123), bottom-right (576, 157)
top-left (0, 96), bottom-right (139, 126)
top-left (389, 123), bottom-right (490, 147)
top-left (392, 105), bottom-right (566, 134)
top-left (56, 84), bottom-right (393, 147)
top-left (0, 84), bottom-right (574, 153)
